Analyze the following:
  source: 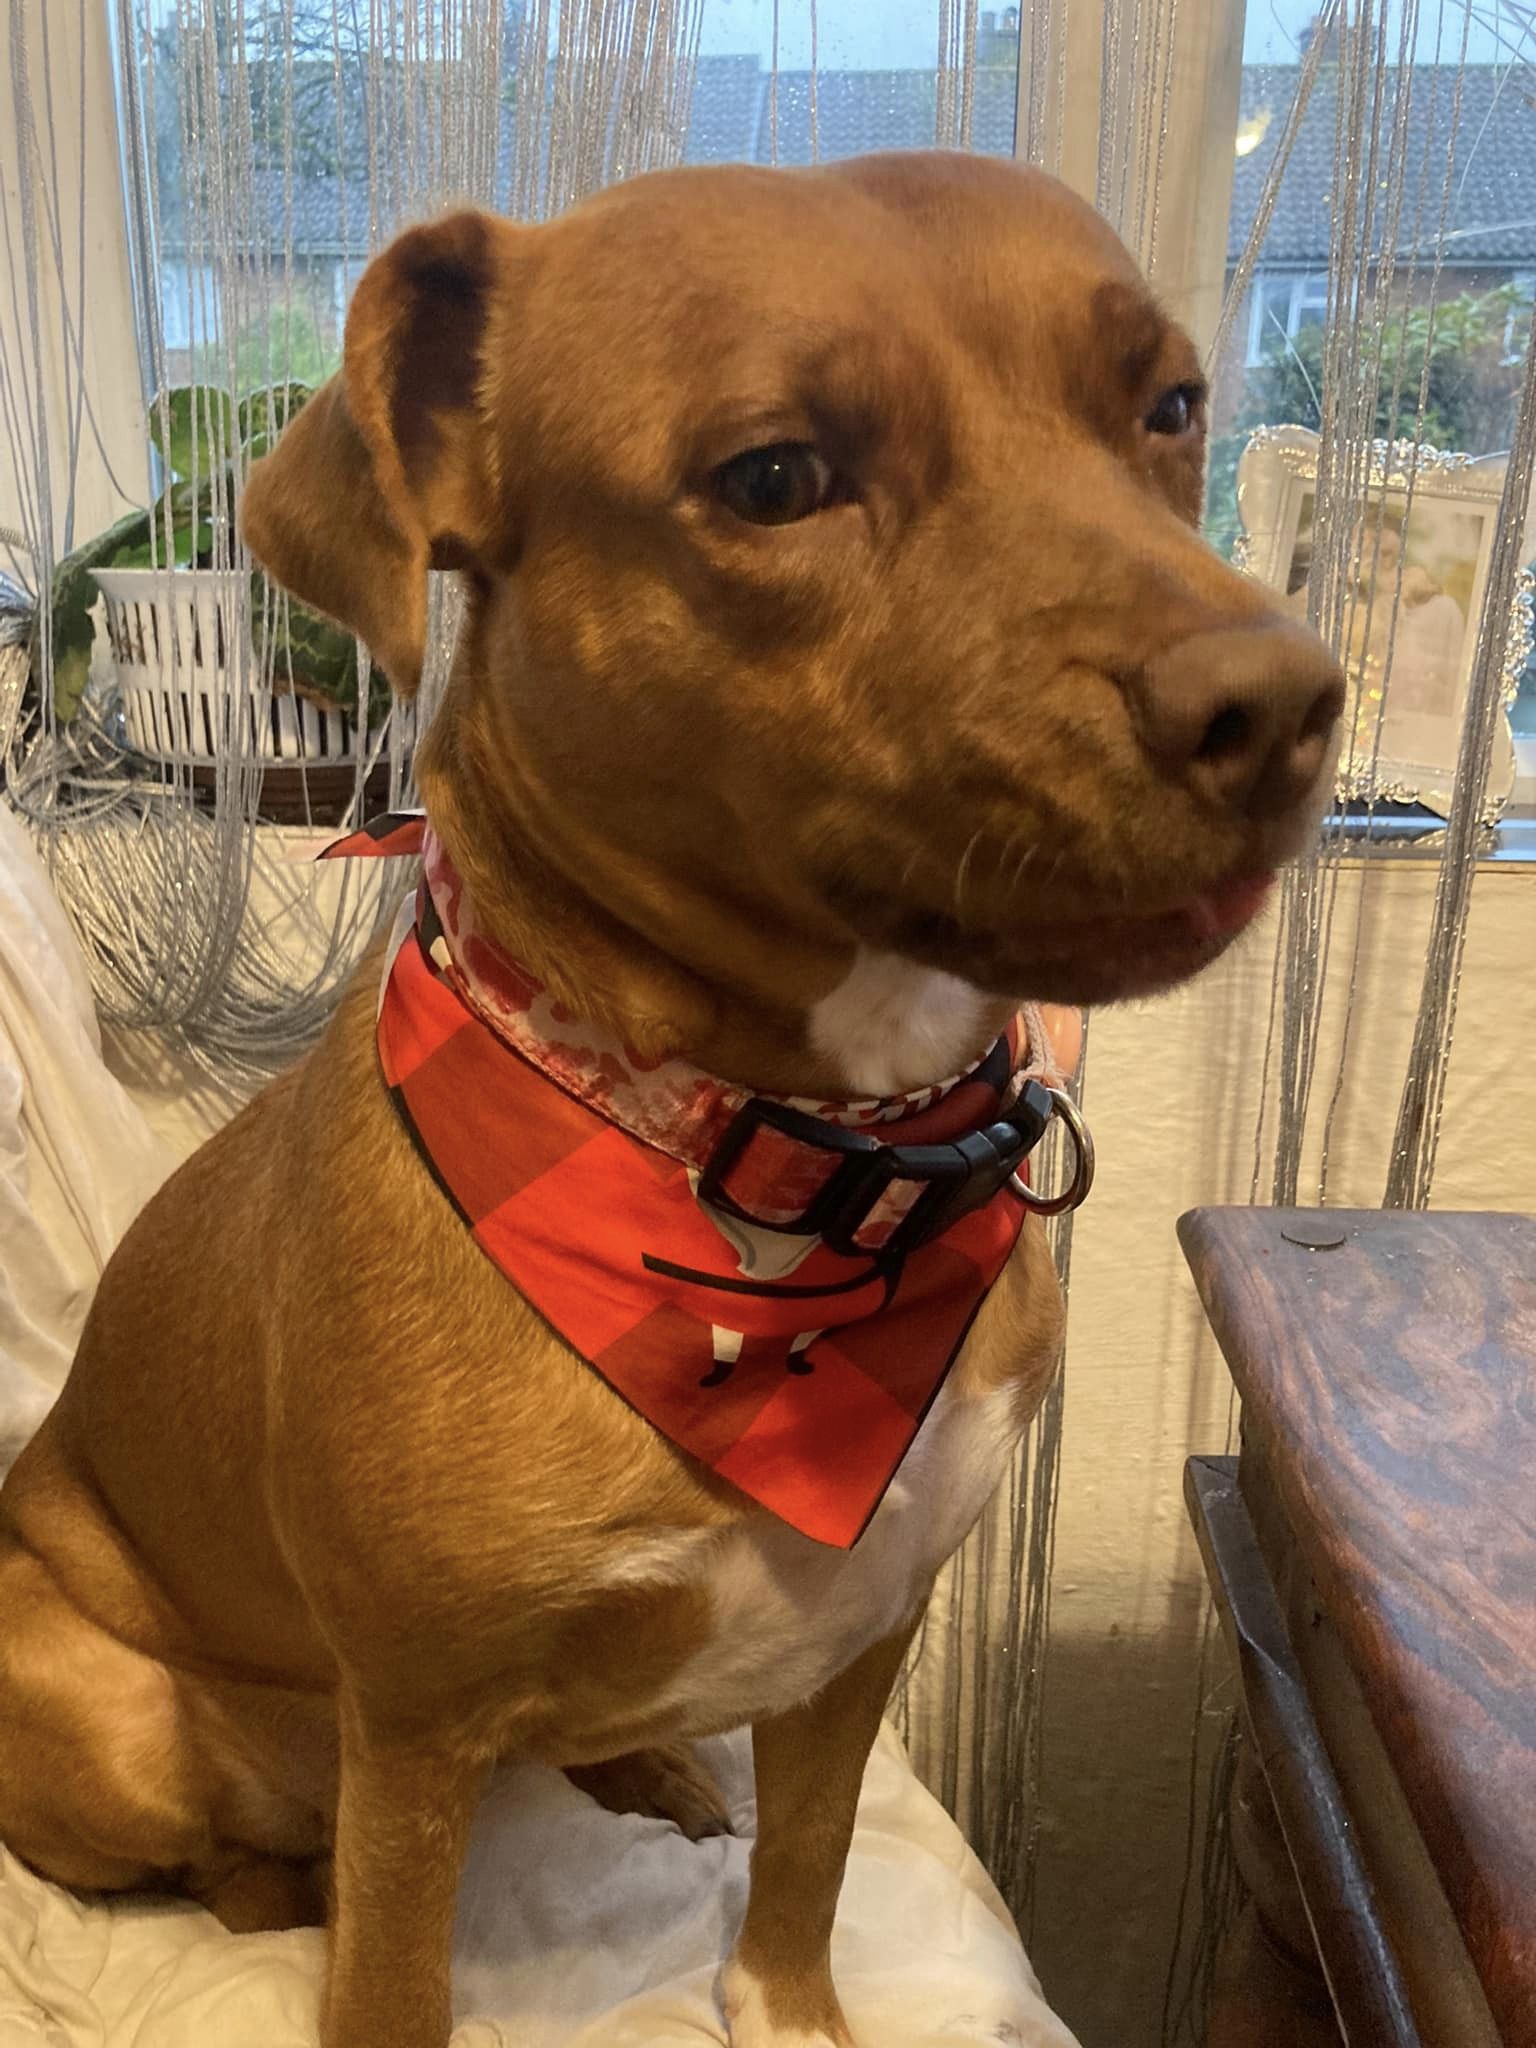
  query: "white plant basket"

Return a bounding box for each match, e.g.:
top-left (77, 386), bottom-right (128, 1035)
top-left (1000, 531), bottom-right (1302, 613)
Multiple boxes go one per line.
top-left (92, 567), bottom-right (367, 765)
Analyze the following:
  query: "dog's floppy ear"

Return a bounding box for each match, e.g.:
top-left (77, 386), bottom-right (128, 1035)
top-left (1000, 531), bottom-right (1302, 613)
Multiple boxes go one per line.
top-left (240, 209), bottom-right (515, 696)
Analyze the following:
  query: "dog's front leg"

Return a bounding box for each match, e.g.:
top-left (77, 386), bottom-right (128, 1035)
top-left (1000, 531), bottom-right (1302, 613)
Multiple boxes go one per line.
top-left (323, 1691), bottom-right (489, 2048)
top-left (723, 1621), bottom-right (918, 2048)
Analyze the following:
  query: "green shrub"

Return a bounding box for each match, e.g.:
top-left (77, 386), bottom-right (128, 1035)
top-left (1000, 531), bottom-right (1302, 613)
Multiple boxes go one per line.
top-left (1206, 281), bottom-right (1529, 554)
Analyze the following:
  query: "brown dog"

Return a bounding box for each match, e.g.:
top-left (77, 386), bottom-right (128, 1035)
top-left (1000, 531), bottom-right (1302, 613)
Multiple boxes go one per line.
top-left (0, 152), bottom-right (1341, 2048)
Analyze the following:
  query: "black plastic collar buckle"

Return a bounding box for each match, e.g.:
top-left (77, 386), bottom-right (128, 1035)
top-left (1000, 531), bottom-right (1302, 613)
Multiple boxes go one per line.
top-left (697, 1079), bottom-right (1055, 1260)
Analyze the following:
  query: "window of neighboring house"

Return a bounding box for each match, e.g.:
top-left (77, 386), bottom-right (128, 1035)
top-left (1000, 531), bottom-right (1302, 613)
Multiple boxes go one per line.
top-left (1502, 272), bottom-right (1536, 364)
top-left (1246, 270), bottom-right (1329, 366)
top-left (158, 259), bottom-right (220, 355)
top-left (333, 257), bottom-right (368, 328)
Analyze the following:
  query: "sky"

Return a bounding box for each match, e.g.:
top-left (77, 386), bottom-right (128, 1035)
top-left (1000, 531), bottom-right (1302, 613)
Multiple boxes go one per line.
top-left (696, 1), bottom-right (1536, 70)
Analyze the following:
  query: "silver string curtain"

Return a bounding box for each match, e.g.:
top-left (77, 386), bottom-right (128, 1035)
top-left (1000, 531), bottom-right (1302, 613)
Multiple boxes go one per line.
top-left (2, 0), bottom-right (707, 1077)
top-left (1217, 4), bottom-right (1536, 1218)
top-left (1165, 3), bottom-right (1536, 2033)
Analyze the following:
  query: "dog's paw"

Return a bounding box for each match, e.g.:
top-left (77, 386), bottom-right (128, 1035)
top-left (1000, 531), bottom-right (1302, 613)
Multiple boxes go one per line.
top-left (565, 1743), bottom-right (732, 1840)
top-left (721, 1958), bottom-right (856, 2048)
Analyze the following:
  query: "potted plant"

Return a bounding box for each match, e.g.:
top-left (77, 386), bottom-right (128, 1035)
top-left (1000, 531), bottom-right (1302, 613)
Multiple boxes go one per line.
top-left (39, 383), bottom-right (393, 780)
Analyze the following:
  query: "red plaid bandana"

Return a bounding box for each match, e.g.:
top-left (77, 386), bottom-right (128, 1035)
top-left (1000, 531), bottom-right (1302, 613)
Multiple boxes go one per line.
top-left (323, 812), bottom-right (1058, 1548)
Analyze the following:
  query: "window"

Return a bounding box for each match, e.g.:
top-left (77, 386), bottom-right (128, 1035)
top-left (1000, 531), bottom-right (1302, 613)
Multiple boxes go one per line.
top-left (1502, 272), bottom-right (1535, 365)
top-left (158, 260), bottom-right (220, 357)
top-left (332, 259), bottom-right (368, 328)
top-left (1245, 270), bottom-right (1329, 366)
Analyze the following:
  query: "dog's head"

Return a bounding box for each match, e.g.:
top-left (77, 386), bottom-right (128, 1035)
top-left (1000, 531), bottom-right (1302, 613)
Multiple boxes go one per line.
top-left (243, 153), bottom-right (1341, 1066)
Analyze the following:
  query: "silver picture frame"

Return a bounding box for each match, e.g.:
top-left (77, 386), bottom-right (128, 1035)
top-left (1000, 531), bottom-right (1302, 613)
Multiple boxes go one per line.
top-left (1233, 424), bottom-right (1529, 822)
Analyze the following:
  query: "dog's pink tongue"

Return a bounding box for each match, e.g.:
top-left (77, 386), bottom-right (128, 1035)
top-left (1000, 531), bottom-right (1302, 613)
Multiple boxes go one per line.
top-left (1185, 871), bottom-right (1275, 940)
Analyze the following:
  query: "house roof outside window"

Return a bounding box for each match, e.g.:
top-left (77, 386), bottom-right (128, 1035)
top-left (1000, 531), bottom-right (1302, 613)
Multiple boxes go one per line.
top-left (156, 57), bottom-right (1536, 278)
top-left (1228, 64), bottom-right (1536, 268)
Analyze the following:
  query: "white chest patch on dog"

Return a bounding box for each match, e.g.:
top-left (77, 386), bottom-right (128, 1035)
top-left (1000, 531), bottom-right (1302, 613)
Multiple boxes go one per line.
top-left (808, 948), bottom-right (989, 1097)
top-left (652, 1369), bottom-right (1023, 1736)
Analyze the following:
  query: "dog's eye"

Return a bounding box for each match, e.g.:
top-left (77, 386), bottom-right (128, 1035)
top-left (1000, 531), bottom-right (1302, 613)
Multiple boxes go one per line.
top-left (713, 442), bottom-right (835, 526)
top-left (1144, 383), bottom-right (1204, 437)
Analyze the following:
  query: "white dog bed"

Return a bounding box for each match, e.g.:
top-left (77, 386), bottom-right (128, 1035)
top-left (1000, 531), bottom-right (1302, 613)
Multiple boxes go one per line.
top-left (0, 804), bottom-right (1078, 2048)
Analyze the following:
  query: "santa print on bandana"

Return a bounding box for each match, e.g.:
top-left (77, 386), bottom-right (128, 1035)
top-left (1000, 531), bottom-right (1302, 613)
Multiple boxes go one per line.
top-left (323, 813), bottom-right (1051, 1549)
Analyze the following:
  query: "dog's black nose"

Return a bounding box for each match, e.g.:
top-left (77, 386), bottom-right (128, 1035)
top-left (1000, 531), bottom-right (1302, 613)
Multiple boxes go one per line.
top-left (1132, 622), bottom-right (1345, 818)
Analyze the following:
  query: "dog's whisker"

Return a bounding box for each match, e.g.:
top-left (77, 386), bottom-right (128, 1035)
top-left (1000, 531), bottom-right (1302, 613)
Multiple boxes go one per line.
top-left (953, 827), bottom-right (986, 919)
top-left (896, 841), bottom-right (925, 907)
top-left (1006, 834), bottom-right (1039, 900)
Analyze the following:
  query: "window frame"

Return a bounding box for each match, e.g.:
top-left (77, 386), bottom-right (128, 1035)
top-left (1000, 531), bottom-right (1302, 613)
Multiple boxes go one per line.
top-left (1013, 1), bottom-right (1244, 363)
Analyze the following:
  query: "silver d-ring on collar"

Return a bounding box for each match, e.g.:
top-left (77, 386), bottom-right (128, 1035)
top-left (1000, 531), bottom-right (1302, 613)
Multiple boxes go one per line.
top-left (1009, 1087), bottom-right (1095, 1216)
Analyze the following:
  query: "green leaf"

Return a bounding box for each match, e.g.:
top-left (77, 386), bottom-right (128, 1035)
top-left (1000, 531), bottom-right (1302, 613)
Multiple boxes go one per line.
top-left (111, 516), bottom-right (214, 570)
top-left (51, 642), bottom-right (93, 725)
top-left (109, 537), bottom-right (158, 571)
top-left (149, 385), bottom-right (235, 482)
top-left (39, 505), bottom-right (153, 721)
top-left (252, 577), bottom-right (371, 715)
top-left (236, 382), bottom-right (313, 458)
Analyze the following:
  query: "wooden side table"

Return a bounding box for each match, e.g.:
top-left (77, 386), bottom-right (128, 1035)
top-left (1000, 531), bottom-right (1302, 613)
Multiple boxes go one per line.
top-left (1180, 1207), bottom-right (1536, 2047)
